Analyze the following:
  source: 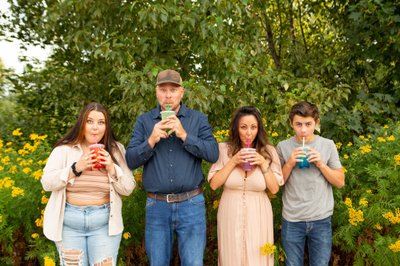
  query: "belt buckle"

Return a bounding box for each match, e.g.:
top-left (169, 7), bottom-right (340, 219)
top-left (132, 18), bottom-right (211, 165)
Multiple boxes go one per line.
top-left (166, 194), bottom-right (174, 203)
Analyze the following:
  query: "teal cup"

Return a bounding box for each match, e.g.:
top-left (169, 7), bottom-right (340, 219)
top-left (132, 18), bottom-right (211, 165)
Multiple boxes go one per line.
top-left (297, 147), bottom-right (310, 169)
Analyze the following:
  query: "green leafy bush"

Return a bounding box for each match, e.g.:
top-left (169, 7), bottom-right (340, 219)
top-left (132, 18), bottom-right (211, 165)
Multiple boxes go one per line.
top-left (1, 123), bottom-right (400, 265)
top-left (0, 129), bottom-right (57, 265)
top-left (333, 122), bottom-right (400, 265)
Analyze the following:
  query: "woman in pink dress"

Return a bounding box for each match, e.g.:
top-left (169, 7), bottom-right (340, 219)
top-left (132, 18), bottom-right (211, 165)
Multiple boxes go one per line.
top-left (208, 106), bottom-right (284, 266)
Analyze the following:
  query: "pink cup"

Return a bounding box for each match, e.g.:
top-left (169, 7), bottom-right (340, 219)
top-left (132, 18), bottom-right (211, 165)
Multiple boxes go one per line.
top-left (89, 144), bottom-right (105, 169)
top-left (241, 148), bottom-right (256, 171)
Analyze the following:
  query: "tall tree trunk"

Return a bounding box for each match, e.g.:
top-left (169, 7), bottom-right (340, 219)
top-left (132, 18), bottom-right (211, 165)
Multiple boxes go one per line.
top-left (297, 0), bottom-right (308, 53)
top-left (277, 0), bottom-right (283, 57)
top-left (288, 0), bottom-right (296, 45)
top-left (262, 10), bottom-right (282, 70)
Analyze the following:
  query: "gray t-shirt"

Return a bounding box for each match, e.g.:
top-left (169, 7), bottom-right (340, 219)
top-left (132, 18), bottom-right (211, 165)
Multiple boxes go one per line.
top-left (276, 135), bottom-right (342, 222)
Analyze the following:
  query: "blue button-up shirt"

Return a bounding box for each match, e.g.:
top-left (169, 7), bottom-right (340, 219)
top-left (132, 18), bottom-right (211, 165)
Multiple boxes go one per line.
top-left (125, 103), bottom-right (219, 193)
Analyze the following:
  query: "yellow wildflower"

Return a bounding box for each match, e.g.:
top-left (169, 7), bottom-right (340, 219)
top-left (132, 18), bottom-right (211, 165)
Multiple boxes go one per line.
top-left (22, 167), bottom-right (32, 174)
top-left (9, 165), bottom-right (17, 174)
top-left (12, 128), bottom-right (23, 136)
top-left (1, 156), bottom-right (10, 165)
top-left (6, 142), bottom-right (12, 146)
top-left (271, 132), bottom-right (279, 137)
top-left (11, 187), bottom-right (25, 197)
top-left (366, 189), bottom-right (372, 194)
top-left (383, 125), bottom-right (389, 129)
top-left (0, 177), bottom-right (15, 188)
top-left (213, 200), bottom-right (219, 210)
top-left (33, 169), bottom-right (43, 180)
top-left (37, 134), bottom-right (47, 140)
top-left (342, 167), bottom-right (347, 173)
top-left (31, 233), bottom-right (39, 239)
top-left (374, 224), bottom-right (382, 230)
top-left (359, 135), bottom-right (365, 140)
top-left (348, 207), bottom-right (364, 226)
top-left (44, 256), bottom-right (56, 266)
top-left (360, 144), bottom-right (372, 154)
top-left (23, 142), bottom-right (36, 152)
top-left (123, 232), bottom-right (131, 240)
top-left (19, 159), bottom-right (33, 166)
top-left (35, 216), bottom-right (44, 228)
top-left (347, 142), bottom-right (353, 147)
top-left (344, 198), bottom-right (352, 207)
top-left (377, 137), bottom-right (386, 143)
top-left (343, 154), bottom-right (349, 159)
top-left (0, 140), bottom-right (3, 150)
top-left (4, 147), bottom-right (14, 153)
top-left (213, 129), bottom-right (230, 143)
top-left (394, 154), bottom-right (400, 166)
top-left (383, 209), bottom-right (400, 224)
top-left (38, 159), bottom-right (48, 166)
top-left (387, 135), bottom-right (395, 141)
top-left (359, 198), bottom-right (368, 207)
top-left (336, 142), bottom-right (342, 149)
top-left (30, 133), bottom-right (39, 140)
top-left (260, 243), bottom-right (276, 256)
top-left (41, 195), bottom-right (49, 204)
top-left (0, 165), bottom-right (3, 171)
top-left (18, 149), bottom-right (29, 156)
top-left (389, 240), bottom-right (400, 253)
top-left (0, 176), bottom-right (15, 188)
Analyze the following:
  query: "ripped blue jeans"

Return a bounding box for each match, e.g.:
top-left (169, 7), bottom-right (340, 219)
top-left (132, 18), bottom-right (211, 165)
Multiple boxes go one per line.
top-left (55, 202), bottom-right (121, 266)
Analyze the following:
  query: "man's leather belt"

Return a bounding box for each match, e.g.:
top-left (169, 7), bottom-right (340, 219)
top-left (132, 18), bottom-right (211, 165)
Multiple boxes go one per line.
top-left (147, 188), bottom-right (203, 203)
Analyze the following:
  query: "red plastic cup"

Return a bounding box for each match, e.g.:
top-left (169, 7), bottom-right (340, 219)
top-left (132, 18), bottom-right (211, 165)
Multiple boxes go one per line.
top-left (89, 143), bottom-right (105, 169)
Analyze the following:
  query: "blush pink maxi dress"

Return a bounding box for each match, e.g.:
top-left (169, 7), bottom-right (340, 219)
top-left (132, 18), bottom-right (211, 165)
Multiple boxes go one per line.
top-left (208, 143), bottom-right (284, 266)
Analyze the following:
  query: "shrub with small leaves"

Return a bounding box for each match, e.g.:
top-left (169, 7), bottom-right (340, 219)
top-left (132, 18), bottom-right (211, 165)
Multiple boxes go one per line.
top-left (333, 122), bottom-right (400, 265)
top-left (0, 129), bottom-right (57, 265)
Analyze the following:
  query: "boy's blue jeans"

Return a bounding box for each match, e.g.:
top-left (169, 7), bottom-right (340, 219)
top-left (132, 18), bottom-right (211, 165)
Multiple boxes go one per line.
top-left (145, 193), bottom-right (206, 266)
top-left (281, 216), bottom-right (332, 266)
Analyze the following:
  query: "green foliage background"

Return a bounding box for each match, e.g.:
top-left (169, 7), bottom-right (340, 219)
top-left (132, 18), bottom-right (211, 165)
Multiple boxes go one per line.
top-left (1, 0), bottom-right (399, 144)
top-left (1, 0), bottom-right (400, 265)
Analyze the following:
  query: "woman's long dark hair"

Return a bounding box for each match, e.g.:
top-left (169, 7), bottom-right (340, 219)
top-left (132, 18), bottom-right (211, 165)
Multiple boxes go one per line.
top-left (227, 106), bottom-right (272, 161)
top-left (54, 102), bottom-right (120, 165)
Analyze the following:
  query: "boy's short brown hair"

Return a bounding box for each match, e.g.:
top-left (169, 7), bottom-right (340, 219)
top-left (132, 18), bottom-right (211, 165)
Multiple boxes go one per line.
top-left (289, 101), bottom-right (320, 122)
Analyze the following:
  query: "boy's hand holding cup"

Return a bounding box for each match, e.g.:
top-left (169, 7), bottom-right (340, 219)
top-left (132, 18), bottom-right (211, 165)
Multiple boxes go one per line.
top-left (297, 137), bottom-right (310, 169)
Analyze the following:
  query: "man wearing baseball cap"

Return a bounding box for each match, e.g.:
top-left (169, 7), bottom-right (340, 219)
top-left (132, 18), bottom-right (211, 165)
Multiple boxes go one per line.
top-left (126, 69), bottom-right (219, 266)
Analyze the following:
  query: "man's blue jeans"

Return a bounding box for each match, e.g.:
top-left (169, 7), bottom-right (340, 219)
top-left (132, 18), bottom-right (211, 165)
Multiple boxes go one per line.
top-left (145, 193), bottom-right (206, 266)
top-left (281, 216), bottom-right (332, 266)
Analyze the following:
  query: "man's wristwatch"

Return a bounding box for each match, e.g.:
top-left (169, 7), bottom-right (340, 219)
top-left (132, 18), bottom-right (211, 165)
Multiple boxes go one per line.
top-left (71, 162), bottom-right (82, 177)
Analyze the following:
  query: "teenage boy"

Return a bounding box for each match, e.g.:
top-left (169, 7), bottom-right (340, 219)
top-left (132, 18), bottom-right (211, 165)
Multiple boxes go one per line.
top-left (276, 101), bottom-right (345, 266)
